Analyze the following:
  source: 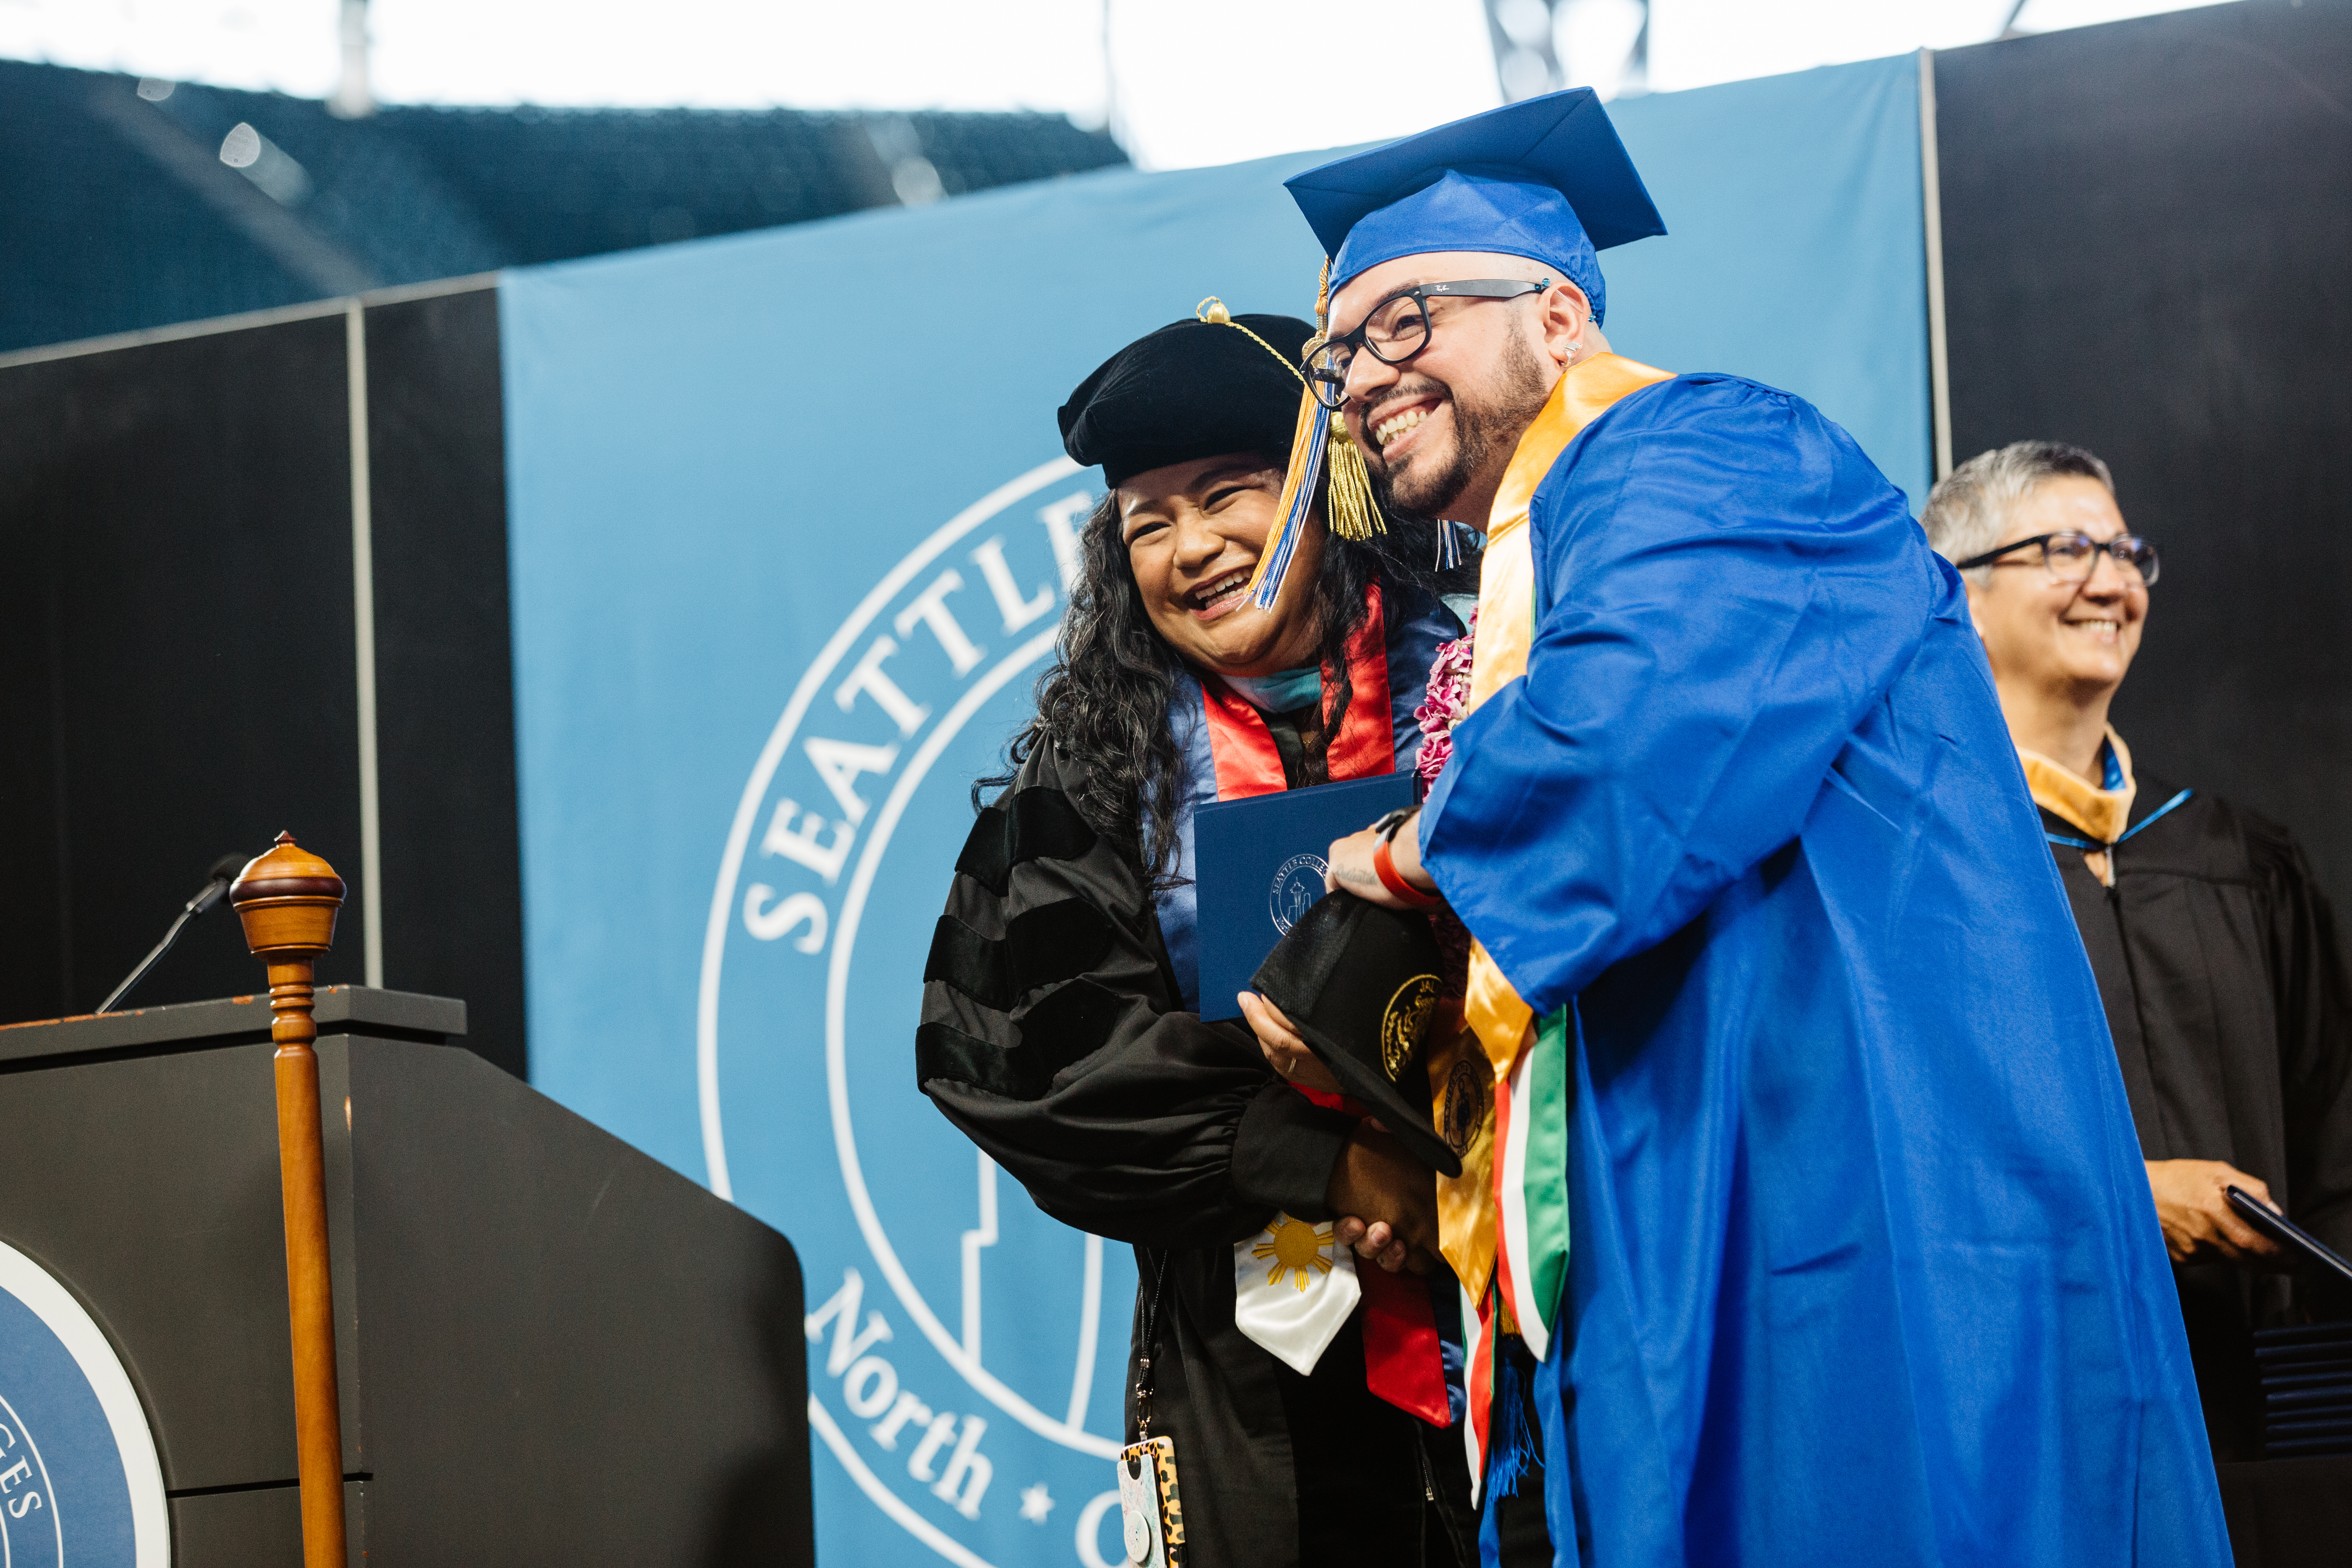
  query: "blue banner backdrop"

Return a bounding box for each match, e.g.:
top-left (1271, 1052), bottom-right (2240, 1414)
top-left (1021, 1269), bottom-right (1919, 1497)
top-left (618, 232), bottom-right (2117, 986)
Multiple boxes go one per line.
top-left (501, 54), bottom-right (1925, 1568)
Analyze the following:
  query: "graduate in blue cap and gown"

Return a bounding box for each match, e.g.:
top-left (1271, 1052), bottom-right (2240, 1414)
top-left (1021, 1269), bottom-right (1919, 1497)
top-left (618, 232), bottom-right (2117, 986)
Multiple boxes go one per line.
top-left (1236, 87), bottom-right (2230, 1567)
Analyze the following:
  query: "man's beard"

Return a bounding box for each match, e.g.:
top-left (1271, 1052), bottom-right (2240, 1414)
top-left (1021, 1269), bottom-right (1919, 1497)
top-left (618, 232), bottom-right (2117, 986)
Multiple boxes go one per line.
top-left (1367, 330), bottom-right (1554, 520)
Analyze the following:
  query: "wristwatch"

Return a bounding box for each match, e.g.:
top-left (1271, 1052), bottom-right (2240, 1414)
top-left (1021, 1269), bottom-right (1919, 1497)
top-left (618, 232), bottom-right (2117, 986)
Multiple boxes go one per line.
top-left (1369, 808), bottom-right (1443, 909)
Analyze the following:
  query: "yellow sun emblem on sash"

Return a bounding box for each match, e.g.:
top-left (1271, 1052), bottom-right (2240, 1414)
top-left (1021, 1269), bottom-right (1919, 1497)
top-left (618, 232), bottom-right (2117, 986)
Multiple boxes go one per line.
top-left (1253, 1217), bottom-right (1336, 1291)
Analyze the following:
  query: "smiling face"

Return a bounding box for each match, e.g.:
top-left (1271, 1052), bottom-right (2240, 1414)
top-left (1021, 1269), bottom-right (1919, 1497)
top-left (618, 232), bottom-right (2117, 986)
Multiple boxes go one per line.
top-left (1966, 474), bottom-right (2147, 706)
top-left (1116, 452), bottom-right (1327, 679)
top-left (1324, 250), bottom-right (1579, 523)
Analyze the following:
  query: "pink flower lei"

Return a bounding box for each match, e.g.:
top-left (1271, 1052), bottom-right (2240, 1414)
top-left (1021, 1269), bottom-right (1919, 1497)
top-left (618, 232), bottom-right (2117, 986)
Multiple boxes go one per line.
top-left (1413, 608), bottom-right (1476, 793)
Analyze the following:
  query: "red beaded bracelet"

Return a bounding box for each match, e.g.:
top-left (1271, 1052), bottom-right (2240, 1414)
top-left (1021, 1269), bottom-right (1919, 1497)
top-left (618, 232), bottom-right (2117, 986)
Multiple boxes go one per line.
top-left (1373, 831), bottom-right (1443, 909)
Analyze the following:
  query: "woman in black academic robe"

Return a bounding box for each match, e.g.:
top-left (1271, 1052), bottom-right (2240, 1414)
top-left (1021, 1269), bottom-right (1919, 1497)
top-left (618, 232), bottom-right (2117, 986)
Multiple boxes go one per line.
top-left (914, 309), bottom-right (1490, 1567)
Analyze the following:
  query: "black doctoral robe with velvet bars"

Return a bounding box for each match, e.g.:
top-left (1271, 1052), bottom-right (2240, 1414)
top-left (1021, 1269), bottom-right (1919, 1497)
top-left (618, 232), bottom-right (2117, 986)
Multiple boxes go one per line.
top-left (915, 735), bottom-right (1479, 1568)
top-left (2049, 771), bottom-right (2352, 1458)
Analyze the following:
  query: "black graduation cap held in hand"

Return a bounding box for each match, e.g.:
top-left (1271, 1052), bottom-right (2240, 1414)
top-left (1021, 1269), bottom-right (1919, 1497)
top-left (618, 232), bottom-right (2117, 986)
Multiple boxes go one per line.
top-left (1250, 891), bottom-right (1460, 1176)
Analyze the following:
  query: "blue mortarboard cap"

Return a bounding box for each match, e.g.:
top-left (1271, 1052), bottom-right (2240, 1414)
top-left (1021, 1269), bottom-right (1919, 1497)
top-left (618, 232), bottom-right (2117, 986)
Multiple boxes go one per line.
top-left (1285, 88), bottom-right (1664, 322)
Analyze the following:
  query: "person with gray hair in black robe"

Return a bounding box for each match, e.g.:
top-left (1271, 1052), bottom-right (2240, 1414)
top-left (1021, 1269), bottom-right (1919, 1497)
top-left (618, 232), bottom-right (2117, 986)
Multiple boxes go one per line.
top-left (1925, 439), bottom-right (2352, 1459)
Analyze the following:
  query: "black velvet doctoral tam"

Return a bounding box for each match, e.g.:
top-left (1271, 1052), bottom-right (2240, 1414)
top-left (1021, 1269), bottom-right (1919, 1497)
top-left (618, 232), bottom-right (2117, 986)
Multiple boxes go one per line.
top-left (1058, 313), bottom-right (1314, 488)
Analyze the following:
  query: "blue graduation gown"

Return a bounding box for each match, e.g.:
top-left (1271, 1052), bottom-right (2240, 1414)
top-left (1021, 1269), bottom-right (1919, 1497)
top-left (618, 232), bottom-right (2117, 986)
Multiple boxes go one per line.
top-left (1419, 374), bottom-right (2228, 1565)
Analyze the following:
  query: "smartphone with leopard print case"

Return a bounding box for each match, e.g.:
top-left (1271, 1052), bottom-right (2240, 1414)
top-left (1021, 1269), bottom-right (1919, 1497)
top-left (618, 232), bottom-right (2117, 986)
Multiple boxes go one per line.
top-left (1115, 1435), bottom-right (1183, 1568)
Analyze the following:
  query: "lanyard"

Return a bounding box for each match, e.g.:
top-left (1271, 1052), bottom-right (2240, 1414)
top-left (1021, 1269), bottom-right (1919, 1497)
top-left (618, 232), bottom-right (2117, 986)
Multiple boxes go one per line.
top-left (1134, 1251), bottom-right (1170, 1441)
top-left (2045, 788), bottom-right (2193, 853)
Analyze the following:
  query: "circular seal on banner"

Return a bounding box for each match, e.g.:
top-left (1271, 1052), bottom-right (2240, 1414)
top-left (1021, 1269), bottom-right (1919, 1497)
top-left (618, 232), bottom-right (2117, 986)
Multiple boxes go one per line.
top-left (1267, 854), bottom-right (1326, 937)
top-left (704, 457), bottom-right (1140, 1568)
top-left (1380, 975), bottom-right (1440, 1081)
top-left (1443, 1055), bottom-right (1489, 1158)
top-left (0, 1237), bottom-right (171, 1568)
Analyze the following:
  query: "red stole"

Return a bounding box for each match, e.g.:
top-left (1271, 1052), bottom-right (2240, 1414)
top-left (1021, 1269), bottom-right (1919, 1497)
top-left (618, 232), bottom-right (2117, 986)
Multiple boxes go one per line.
top-left (1196, 584), bottom-right (1449, 1426)
top-left (1197, 585), bottom-right (1397, 797)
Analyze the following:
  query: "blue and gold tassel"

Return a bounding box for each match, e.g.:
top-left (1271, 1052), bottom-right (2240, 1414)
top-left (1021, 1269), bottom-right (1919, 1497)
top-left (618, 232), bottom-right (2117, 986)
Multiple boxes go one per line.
top-left (1196, 263), bottom-right (1384, 612)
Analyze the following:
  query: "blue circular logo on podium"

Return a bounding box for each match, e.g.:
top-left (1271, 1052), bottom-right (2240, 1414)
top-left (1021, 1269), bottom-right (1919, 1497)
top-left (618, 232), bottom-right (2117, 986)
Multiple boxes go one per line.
top-left (0, 1238), bottom-right (169, 1567)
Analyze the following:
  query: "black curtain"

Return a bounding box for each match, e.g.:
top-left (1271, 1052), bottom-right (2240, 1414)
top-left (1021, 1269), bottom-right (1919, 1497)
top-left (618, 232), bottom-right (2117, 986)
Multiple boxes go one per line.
top-left (0, 313), bottom-right (364, 1023)
top-left (1937, 0), bottom-right (2352, 898)
top-left (0, 287), bottom-right (526, 1077)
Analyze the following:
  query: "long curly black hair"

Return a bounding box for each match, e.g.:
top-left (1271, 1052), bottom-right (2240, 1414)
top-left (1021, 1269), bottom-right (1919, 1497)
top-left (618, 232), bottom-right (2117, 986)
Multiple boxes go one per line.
top-left (978, 478), bottom-right (1474, 888)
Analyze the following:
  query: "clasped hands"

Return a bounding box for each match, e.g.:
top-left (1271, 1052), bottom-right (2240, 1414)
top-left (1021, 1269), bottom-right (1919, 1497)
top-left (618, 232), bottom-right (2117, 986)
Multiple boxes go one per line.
top-left (1235, 815), bottom-right (1447, 1274)
top-left (1237, 987), bottom-right (1439, 1277)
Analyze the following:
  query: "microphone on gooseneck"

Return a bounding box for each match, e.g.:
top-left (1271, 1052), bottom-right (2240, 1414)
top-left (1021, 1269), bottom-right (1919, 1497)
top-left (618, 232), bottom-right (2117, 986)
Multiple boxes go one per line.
top-left (94, 851), bottom-right (251, 1015)
top-left (186, 853), bottom-right (248, 916)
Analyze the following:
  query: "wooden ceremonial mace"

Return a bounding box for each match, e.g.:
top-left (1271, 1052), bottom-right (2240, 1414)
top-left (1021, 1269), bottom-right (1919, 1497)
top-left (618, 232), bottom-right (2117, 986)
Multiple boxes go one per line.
top-left (230, 833), bottom-right (350, 1568)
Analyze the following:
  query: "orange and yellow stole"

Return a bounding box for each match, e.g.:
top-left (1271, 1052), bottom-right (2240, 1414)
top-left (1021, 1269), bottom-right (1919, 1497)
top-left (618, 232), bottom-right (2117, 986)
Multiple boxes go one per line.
top-left (1423, 353), bottom-right (1675, 1310)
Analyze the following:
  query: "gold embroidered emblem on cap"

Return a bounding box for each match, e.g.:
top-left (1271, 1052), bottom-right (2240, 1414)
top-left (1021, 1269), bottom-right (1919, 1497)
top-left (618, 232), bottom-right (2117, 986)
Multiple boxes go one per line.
top-left (1381, 973), bottom-right (1440, 1081)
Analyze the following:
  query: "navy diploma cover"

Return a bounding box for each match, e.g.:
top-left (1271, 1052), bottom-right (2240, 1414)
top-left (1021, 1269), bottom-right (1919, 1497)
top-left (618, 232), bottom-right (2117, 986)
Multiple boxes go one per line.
top-left (1192, 773), bottom-right (1414, 1020)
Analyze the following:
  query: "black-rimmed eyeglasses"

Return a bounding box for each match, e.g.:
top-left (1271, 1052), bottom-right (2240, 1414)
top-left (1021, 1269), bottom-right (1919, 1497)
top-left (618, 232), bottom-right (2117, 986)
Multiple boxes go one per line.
top-left (1303, 279), bottom-right (1550, 410)
top-left (1953, 531), bottom-right (2161, 587)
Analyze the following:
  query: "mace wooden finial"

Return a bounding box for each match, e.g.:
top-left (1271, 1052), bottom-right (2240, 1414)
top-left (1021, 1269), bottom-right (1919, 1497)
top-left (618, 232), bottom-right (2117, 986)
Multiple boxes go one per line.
top-left (231, 831), bottom-right (350, 1568)
top-left (230, 831), bottom-right (347, 959)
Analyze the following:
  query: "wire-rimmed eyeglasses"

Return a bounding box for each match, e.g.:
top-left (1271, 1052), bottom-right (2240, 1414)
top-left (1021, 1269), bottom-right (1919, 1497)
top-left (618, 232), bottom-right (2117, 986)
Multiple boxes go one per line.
top-left (1954, 530), bottom-right (2161, 588)
top-left (1303, 279), bottom-right (1550, 410)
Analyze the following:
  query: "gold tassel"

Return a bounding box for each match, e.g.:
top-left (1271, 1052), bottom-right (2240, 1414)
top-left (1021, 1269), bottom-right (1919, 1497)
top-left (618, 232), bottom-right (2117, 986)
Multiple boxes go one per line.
top-left (1323, 419), bottom-right (1384, 542)
top-left (1294, 262), bottom-right (1385, 543)
top-left (1299, 261), bottom-right (1385, 543)
top-left (1219, 262), bottom-right (1389, 606)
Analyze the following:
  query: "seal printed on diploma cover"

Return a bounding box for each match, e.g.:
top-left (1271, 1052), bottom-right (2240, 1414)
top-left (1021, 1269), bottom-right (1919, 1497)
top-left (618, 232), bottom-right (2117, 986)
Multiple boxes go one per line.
top-left (1268, 853), bottom-right (1327, 937)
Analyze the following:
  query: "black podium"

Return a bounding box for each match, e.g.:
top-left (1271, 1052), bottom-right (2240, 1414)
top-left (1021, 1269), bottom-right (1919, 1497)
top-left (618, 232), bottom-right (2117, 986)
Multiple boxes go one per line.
top-left (0, 988), bottom-right (811, 1566)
